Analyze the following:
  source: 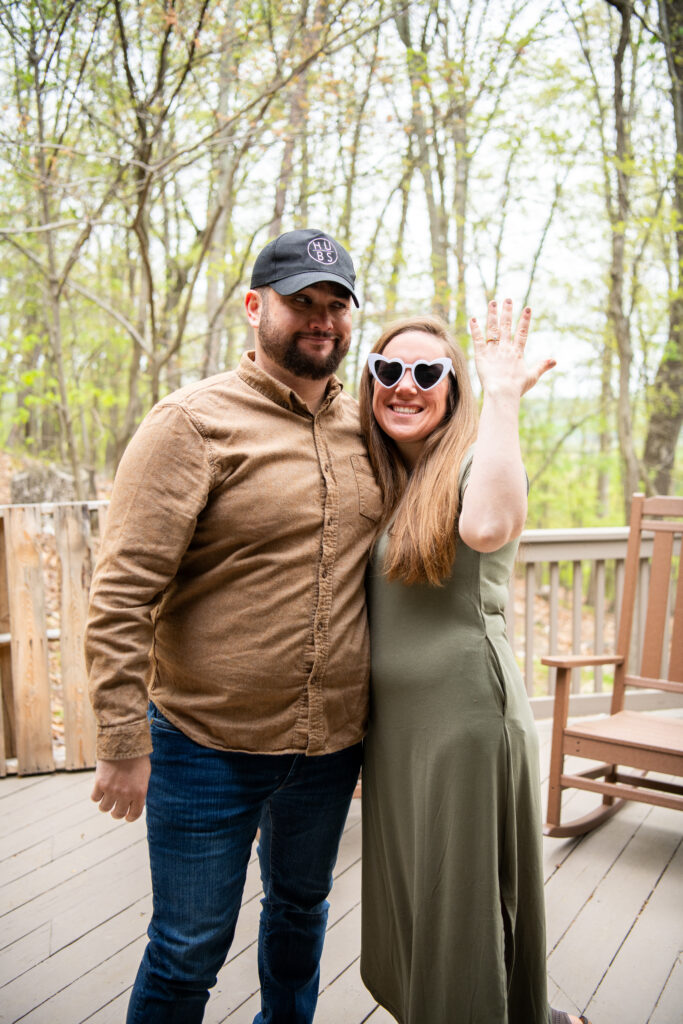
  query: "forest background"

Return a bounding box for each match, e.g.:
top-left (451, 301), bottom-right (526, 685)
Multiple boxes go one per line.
top-left (0, 0), bottom-right (681, 528)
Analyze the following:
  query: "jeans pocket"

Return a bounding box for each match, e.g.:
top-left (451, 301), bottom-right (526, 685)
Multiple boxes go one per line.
top-left (148, 701), bottom-right (181, 734)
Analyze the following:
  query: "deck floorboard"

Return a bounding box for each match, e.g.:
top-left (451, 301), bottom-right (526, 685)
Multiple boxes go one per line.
top-left (1, 720), bottom-right (681, 1024)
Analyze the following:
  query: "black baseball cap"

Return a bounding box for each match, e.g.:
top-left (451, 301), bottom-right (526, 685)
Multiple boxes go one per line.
top-left (250, 229), bottom-right (359, 307)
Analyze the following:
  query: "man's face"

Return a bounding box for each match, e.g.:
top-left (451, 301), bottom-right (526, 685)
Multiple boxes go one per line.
top-left (249, 283), bottom-right (353, 381)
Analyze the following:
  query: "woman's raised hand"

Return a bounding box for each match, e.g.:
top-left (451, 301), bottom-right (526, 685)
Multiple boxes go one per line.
top-left (469, 299), bottom-right (555, 398)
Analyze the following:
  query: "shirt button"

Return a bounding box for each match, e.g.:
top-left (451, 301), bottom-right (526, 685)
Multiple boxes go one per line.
top-left (324, 463), bottom-right (330, 471)
top-left (322, 570), bottom-right (328, 578)
top-left (316, 623), bottom-right (323, 631)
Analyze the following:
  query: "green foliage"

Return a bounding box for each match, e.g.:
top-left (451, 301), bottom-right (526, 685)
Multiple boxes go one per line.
top-left (0, 0), bottom-right (679, 512)
top-left (522, 396), bottom-right (621, 527)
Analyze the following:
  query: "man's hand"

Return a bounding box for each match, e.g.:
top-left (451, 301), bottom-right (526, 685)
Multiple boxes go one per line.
top-left (91, 755), bottom-right (151, 822)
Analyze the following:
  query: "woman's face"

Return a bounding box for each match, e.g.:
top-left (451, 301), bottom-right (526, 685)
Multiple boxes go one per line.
top-left (371, 331), bottom-right (451, 468)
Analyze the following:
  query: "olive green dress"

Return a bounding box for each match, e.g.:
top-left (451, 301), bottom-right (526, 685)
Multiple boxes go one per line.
top-left (360, 456), bottom-right (549, 1024)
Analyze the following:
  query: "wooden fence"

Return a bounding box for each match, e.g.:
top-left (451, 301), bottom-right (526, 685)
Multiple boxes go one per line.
top-left (0, 502), bottom-right (681, 777)
top-left (0, 502), bottom-right (106, 777)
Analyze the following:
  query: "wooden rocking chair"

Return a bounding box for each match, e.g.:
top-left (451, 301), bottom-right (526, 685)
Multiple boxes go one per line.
top-left (542, 493), bottom-right (683, 838)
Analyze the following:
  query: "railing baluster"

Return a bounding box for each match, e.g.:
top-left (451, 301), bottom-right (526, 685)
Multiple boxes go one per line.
top-left (572, 560), bottom-right (583, 693)
top-left (525, 562), bottom-right (535, 695)
top-left (548, 562), bottom-right (559, 695)
top-left (594, 560), bottom-right (606, 692)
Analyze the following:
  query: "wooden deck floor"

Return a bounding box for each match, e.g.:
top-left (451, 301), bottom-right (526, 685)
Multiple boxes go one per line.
top-left (1, 720), bottom-right (681, 1024)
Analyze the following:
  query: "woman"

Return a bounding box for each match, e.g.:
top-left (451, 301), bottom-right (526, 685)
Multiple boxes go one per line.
top-left (358, 301), bottom-right (590, 1024)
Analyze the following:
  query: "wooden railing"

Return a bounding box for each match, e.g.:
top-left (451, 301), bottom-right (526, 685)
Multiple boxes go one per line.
top-left (1, 503), bottom-right (681, 776)
top-left (508, 527), bottom-right (682, 718)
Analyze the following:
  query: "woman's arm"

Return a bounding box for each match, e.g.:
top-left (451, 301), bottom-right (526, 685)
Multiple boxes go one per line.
top-left (458, 299), bottom-right (555, 553)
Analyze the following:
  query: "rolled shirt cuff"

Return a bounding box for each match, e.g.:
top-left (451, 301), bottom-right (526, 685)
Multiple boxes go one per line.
top-left (96, 719), bottom-right (153, 760)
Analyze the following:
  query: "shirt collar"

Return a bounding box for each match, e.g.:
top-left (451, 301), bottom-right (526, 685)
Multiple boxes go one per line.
top-left (237, 351), bottom-right (343, 415)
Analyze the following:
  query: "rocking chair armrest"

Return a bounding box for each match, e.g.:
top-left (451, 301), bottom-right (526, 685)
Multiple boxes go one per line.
top-left (541, 654), bottom-right (624, 669)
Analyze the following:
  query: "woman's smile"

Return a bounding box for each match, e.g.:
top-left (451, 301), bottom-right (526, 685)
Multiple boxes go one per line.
top-left (389, 403), bottom-right (421, 416)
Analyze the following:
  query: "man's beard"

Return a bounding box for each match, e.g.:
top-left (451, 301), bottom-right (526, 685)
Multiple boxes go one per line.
top-left (278, 337), bottom-right (346, 379)
top-left (257, 307), bottom-right (348, 380)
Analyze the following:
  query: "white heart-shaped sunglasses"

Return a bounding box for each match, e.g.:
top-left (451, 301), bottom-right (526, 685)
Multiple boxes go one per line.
top-left (368, 353), bottom-right (453, 392)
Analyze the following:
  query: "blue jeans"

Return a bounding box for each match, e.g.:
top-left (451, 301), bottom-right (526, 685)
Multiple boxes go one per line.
top-left (126, 703), bottom-right (362, 1024)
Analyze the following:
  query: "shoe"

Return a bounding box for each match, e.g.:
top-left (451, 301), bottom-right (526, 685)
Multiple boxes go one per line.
top-left (550, 1009), bottom-right (593, 1024)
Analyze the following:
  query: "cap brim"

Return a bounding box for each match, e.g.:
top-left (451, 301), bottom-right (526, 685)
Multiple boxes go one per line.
top-left (270, 272), bottom-right (359, 307)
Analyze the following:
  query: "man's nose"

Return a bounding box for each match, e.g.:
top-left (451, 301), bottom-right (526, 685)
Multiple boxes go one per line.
top-left (308, 304), bottom-right (335, 331)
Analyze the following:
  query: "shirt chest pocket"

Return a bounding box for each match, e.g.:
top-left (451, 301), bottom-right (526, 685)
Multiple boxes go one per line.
top-left (350, 454), bottom-right (383, 522)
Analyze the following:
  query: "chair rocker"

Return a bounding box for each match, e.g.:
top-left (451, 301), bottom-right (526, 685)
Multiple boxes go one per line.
top-left (542, 493), bottom-right (683, 838)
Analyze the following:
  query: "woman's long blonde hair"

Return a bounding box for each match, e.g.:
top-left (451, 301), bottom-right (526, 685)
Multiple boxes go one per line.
top-left (359, 315), bottom-right (479, 586)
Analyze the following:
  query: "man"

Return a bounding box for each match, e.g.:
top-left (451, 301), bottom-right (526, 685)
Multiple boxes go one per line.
top-left (86, 229), bottom-right (382, 1024)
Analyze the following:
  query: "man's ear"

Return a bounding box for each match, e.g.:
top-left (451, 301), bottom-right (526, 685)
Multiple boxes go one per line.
top-left (245, 289), bottom-right (262, 328)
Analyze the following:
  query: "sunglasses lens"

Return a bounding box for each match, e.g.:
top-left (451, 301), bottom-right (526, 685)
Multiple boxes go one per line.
top-left (374, 358), bottom-right (404, 387)
top-left (414, 363), bottom-right (444, 390)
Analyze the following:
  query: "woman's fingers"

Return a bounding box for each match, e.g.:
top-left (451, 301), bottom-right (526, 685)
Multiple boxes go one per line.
top-left (522, 358), bottom-right (557, 395)
top-left (513, 305), bottom-right (532, 351)
top-left (469, 315), bottom-right (486, 353)
top-left (480, 298), bottom-right (520, 347)
top-left (499, 297), bottom-right (513, 342)
top-left (485, 300), bottom-right (499, 341)
top-left (471, 301), bottom-right (549, 387)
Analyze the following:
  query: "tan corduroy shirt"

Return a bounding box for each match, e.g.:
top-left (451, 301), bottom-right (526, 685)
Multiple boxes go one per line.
top-left (86, 351), bottom-right (382, 760)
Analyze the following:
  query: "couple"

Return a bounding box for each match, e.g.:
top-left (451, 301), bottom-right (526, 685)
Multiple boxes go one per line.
top-left (86, 229), bottom-right (586, 1024)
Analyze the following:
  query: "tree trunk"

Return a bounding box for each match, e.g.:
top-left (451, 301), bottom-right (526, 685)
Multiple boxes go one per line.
top-left (642, 0), bottom-right (683, 493)
top-left (338, 30), bottom-right (380, 242)
top-left (597, 342), bottom-right (614, 518)
top-left (452, 106), bottom-right (470, 345)
top-left (385, 158), bottom-right (413, 317)
top-left (119, 261), bottom-right (148, 461)
top-left (606, 0), bottom-right (640, 514)
top-left (269, 0), bottom-right (331, 237)
top-left (32, 48), bottom-right (83, 499)
top-left (395, 9), bottom-right (450, 321)
top-left (270, 82), bottom-right (307, 237)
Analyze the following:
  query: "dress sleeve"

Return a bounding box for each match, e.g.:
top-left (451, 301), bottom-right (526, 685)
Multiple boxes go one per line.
top-left (457, 446), bottom-right (476, 501)
top-left (85, 402), bottom-right (213, 759)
